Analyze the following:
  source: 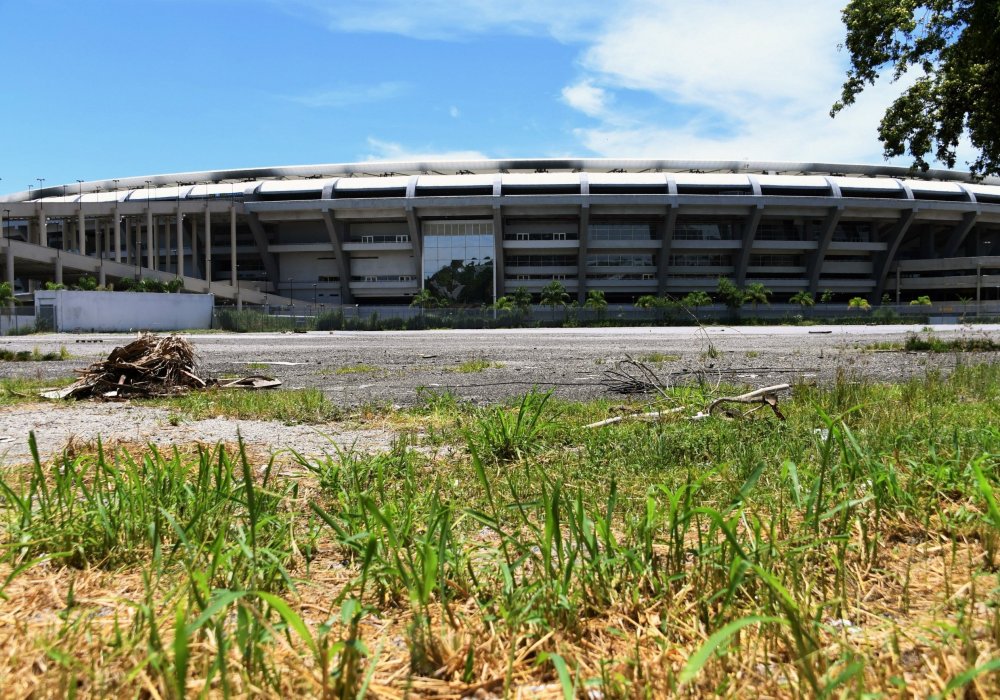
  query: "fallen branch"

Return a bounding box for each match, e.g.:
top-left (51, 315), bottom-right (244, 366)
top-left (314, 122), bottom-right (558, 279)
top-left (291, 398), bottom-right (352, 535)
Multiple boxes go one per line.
top-left (706, 383), bottom-right (791, 420)
top-left (585, 406), bottom-right (685, 428)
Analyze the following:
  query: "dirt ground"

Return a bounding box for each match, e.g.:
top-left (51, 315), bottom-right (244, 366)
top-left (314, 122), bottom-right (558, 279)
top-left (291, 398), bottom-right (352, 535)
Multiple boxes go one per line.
top-left (1, 323), bottom-right (998, 462)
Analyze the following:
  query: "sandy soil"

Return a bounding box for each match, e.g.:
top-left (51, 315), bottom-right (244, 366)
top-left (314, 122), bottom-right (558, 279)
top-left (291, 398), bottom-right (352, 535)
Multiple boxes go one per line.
top-left (1, 324), bottom-right (998, 462)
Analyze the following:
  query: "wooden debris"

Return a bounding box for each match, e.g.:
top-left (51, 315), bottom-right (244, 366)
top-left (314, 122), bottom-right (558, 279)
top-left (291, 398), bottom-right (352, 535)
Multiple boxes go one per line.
top-left (585, 406), bottom-right (685, 428)
top-left (54, 334), bottom-right (208, 400)
top-left (706, 383), bottom-right (791, 420)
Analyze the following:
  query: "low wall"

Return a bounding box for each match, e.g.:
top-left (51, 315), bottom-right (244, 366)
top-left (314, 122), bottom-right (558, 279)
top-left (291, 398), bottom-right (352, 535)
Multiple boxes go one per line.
top-left (35, 291), bottom-right (214, 332)
top-left (0, 314), bottom-right (36, 335)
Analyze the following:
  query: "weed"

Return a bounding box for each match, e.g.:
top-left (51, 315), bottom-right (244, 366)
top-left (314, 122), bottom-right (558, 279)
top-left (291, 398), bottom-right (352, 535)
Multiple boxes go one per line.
top-left (447, 358), bottom-right (505, 373)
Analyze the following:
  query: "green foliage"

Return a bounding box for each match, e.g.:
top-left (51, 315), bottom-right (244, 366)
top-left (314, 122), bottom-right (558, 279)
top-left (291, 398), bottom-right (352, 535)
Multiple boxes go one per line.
top-left (467, 388), bottom-right (553, 463)
top-left (43, 281), bottom-right (66, 291)
top-left (882, 293), bottom-right (893, 305)
top-left (540, 280), bottom-right (570, 315)
top-left (165, 277), bottom-right (184, 293)
top-left (789, 291), bottom-right (815, 308)
top-left (744, 282), bottom-right (771, 310)
top-left (715, 277), bottom-right (745, 309)
top-left (910, 295), bottom-right (933, 306)
top-left (681, 290), bottom-right (713, 308)
top-left (634, 294), bottom-right (659, 309)
top-left (491, 295), bottom-right (514, 311)
top-left (820, 289), bottom-right (834, 304)
top-left (511, 286), bottom-right (533, 312)
top-left (833, 0), bottom-right (1000, 176)
top-left (410, 288), bottom-right (440, 310)
top-left (848, 296), bottom-right (871, 311)
top-left (74, 275), bottom-right (98, 291)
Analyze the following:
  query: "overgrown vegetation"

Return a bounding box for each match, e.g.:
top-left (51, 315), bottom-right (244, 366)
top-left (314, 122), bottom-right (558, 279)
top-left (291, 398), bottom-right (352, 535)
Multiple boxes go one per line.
top-left (2, 367), bottom-right (1000, 696)
top-left (0, 345), bottom-right (70, 362)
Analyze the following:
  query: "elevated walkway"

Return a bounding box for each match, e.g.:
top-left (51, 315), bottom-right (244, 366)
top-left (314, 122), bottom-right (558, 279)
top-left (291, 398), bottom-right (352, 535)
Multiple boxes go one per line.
top-left (2, 238), bottom-right (292, 306)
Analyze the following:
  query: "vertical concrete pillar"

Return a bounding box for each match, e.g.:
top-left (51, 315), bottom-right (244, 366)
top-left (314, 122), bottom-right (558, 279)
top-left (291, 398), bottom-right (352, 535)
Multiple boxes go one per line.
top-left (176, 208), bottom-right (185, 278)
top-left (78, 207), bottom-right (85, 254)
top-left (145, 208), bottom-right (154, 270)
top-left (38, 206), bottom-right (47, 248)
top-left (55, 254), bottom-right (63, 285)
top-left (190, 216), bottom-right (198, 280)
top-left (113, 210), bottom-right (121, 262)
top-left (231, 204), bottom-right (240, 310)
top-left (204, 207), bottom-right (212, 284)
top-left (64, 219), bottom-right (72, 251)
top-left (123, 217), bottom-right (130, 264)
top-left (5, 244), bottom-right (13, 286)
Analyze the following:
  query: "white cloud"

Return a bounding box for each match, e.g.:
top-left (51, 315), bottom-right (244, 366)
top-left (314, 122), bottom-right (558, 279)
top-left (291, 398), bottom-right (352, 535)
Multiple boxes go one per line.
top-left (561, 80), bottom-right (608, 118)
top-left (281, 81), bottom-right (408, 108)
top-left (363, 138), bottom-right (489, 162)
top-left (449, 105), bottom-right (461, 118)
top-left (277, 0), bottom-right (609, 42)
top-left (561, 0), bottom-right (926, 166)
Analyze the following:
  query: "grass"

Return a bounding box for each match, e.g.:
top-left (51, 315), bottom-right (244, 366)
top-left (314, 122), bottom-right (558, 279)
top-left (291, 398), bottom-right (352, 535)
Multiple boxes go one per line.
top-left (150, 387), bottom-right (344, 423)
top-left (865, 332), bottom-right (1000, 353)
top-left (0, 376), bottom-right (75, 406)
top-left (1, 367), bottom-right (1000, 696)
top-left (637, 352), bottom-right (680, 363)
top-left (446, 358), bottom-right (505, 373)
top-left (0, 345), bottom-right (70, 362)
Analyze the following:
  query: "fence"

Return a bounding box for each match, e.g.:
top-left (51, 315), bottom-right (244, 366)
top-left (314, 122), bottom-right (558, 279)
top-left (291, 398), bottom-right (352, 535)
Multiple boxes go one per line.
top-left (212, 301), bottom-right (1000, 332)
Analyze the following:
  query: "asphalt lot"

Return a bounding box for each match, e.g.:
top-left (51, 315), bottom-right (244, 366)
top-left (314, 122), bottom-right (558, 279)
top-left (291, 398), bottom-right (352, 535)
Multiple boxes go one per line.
top-left (4, 324), bottom-right (999, 407)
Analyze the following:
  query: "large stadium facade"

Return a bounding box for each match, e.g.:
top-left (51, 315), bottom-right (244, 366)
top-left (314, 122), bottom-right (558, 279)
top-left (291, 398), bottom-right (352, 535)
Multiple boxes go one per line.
top-left (2, 158), bottom-right (1000, 307)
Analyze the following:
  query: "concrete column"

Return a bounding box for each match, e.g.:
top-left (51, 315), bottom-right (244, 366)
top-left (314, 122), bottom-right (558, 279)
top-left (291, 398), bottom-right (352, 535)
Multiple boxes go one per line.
top-left (577, 206), bottom-right (590, 303)
top-left (146, 208), bottom-right (154, 270)
top-left (230, 204), bottom-right (240, 310)
top-left (204, 208), bottom-right (212, 284)
top-left (123, 217), bottom-right (130, 264)
top-left (55, 253), bottom-right (63, 285)
top-left (64, 219), bottom-right (72, 251)
top-left (98, 258), bottom-right (106, 288)
top-left (38, 206), bottom-right (47, 248)
top-left (5, 244), bottom-right (13, 286)
top-left (113, 210), bottom-right (121, 262)
top-left (190, 216), bottom-right (198, 279)
top-left (78, 208), bottom-right (85, 254)
top-left (176, 209), bottom-right (185, 278)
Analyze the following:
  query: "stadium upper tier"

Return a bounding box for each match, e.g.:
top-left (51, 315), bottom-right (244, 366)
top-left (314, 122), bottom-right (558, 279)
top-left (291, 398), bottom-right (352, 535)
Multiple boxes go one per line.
top-left (1, 159), bottom-right (999, 306)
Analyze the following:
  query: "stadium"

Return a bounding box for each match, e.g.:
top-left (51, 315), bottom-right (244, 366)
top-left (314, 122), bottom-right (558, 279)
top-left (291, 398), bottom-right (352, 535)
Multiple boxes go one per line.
top-left (1, 158), bottom-right (999, 308)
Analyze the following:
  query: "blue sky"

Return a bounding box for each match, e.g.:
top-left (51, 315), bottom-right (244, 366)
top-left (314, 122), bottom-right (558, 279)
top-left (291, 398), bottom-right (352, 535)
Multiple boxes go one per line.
top-left (0, 0), bottom-right (966, 194)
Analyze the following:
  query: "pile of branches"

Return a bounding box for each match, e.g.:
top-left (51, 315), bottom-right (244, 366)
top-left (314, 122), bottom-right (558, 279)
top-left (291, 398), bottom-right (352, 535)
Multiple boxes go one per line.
top-left (60, 334), bottom-right (207, 400)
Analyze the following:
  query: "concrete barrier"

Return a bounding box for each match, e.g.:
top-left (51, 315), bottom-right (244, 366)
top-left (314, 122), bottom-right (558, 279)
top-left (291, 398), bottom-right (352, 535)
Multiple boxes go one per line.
top-left (34, 291), bottom-right (214, 332)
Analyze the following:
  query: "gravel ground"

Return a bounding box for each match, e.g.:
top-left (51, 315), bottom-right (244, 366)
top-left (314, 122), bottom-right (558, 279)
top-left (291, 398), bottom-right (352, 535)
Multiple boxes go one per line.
top-left (2, 324), bottom-right (998, 462)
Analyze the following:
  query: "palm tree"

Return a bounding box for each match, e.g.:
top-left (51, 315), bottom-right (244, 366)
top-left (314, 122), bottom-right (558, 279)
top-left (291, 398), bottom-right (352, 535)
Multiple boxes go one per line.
top-left (680, 291), bottom-right (713, 309)
top-left (744, 282), bottom-right (772, 313)
top-left (789, 291), bottom-right (815, 308)
top-left (584, 289), bottom-right (608, 322)
top-left (634, 294), bottom-right (659, 309)
top-left (511, 286), bottom-right (533, 315)
top-left (410, 288), bottom-right (439, 315)
top-left (540, 280), bottom-right (569, 323)
top-left (492, 296), bottom-right (514, 312)
top-left (848, 296), bottom-right (871, 312)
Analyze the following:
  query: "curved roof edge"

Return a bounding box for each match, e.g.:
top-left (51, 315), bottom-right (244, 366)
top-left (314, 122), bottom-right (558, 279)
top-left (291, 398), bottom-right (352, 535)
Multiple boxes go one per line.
top-left (4, 158), bottom-right (1000, 202)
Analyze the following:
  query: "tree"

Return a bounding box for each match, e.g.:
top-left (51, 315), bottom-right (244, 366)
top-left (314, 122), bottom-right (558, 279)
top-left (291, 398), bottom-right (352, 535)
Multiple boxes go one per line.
top-left (492, 296), bottom-right (514, 312)
top-left (820, 289), bottom-right (835, 304)
top-left (584, 289), bottom-right (608, 321)
top-left (848, 296), bottom-right (872, 311)
top-left (540, 280), bottom-right (570, 321)
top-left (833, 0), bottom-right (1000, 177)
top-left (410, 288), bottom-right (439, 313)
top-left (510, 287), bottom-right (533, 314)
top-left (789, 291), bottom-right (815, 308)
top-left (680, 291), bottom-right (713, 309)
top-left (634, 294), bottom-right (659, 309)
top-left (716, 277), bottom-right (745, 310)
top-left (744, 282), bottom-right (772, 312)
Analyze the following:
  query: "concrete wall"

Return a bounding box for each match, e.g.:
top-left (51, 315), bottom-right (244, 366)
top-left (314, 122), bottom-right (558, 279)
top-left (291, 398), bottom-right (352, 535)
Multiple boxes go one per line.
top-left (35, 290), bottom-right (214, 332)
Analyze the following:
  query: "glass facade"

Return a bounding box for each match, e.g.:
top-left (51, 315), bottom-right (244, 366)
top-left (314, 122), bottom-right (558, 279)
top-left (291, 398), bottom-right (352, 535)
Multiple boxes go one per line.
top-left (422, 220), bottom-right (495, 304)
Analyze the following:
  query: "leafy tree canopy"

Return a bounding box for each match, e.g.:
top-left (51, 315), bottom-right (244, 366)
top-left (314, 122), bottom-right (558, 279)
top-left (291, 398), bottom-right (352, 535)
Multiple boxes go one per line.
top-left (833, 0), bottom-right (1000, 176)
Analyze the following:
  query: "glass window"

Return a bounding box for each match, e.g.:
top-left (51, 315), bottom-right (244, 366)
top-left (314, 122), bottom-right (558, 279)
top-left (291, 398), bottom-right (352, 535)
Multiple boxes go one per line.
top-left (422, 220), bottom-right (495, 304)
